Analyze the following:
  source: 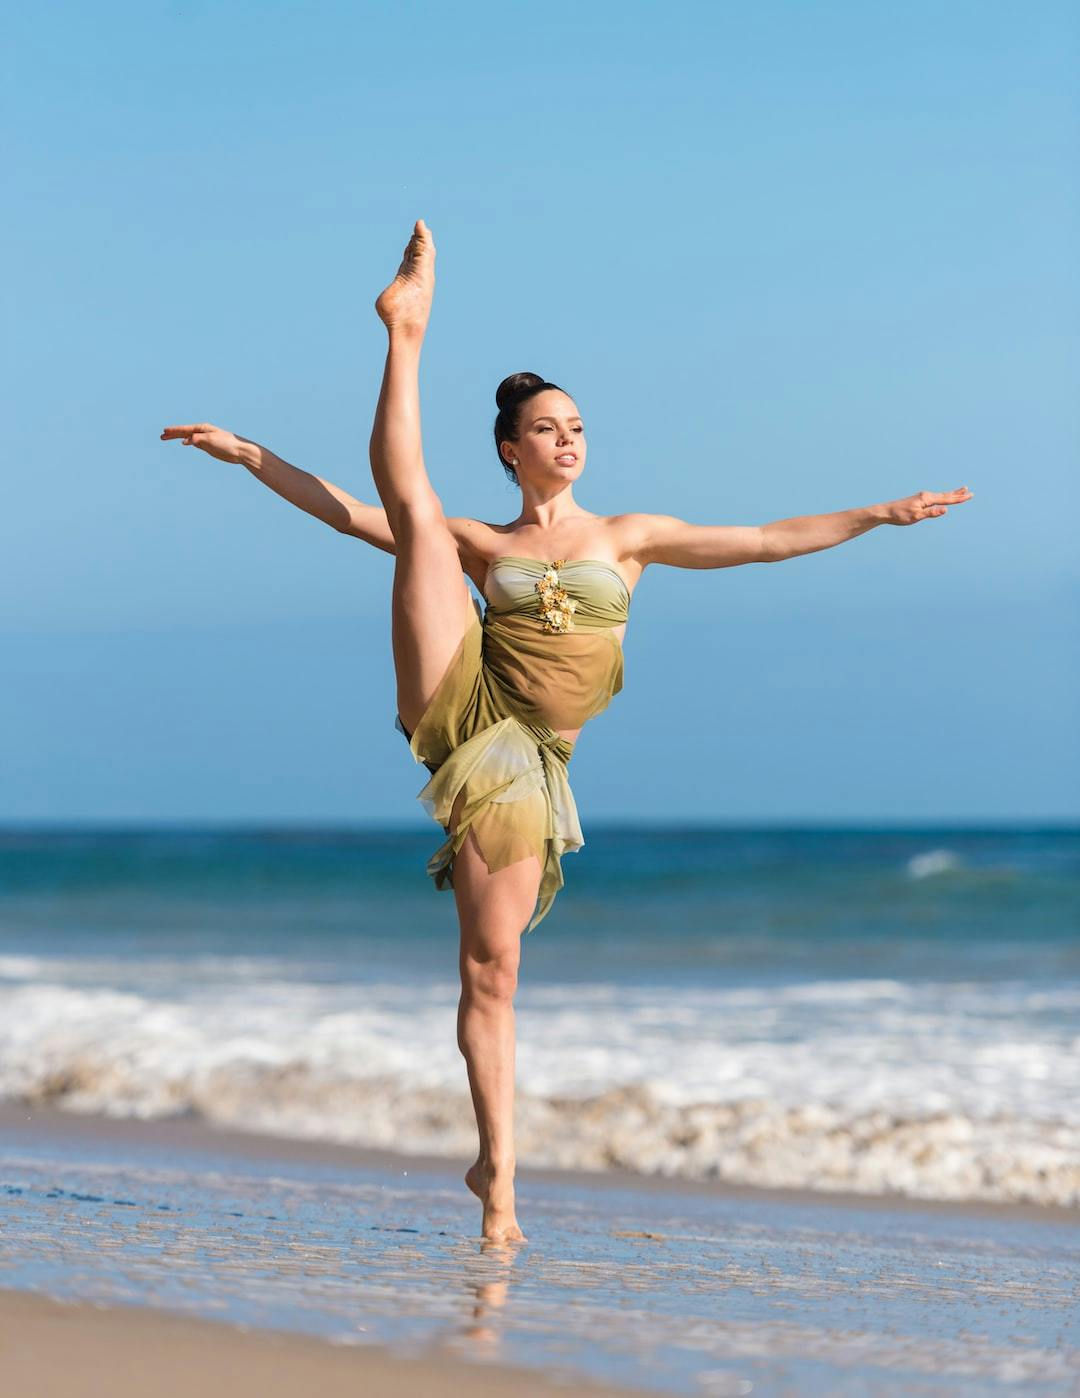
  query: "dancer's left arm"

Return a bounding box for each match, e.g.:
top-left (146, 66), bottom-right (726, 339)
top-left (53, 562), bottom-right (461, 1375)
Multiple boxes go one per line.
top-left (630, 487), bottom-right (973, 568)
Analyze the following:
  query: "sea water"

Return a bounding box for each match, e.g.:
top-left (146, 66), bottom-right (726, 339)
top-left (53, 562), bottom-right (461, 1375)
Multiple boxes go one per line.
top-left (1, 826), bottom-right (1077, 1206)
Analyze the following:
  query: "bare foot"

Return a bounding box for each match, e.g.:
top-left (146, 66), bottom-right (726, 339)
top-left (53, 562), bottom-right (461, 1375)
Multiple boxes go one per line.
top-left (375, 218), bottom-right (436, 337)
top-left (465, 1157), bottom-right (527, 1243)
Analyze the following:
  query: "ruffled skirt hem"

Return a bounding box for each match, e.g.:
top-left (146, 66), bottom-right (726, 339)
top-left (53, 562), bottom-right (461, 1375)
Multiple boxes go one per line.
top-left (396, 713), bottom-right (583, 934)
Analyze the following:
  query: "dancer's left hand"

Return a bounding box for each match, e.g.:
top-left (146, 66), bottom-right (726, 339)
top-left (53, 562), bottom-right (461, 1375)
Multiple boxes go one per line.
top-left (885, 487), bottom-right (973, 525)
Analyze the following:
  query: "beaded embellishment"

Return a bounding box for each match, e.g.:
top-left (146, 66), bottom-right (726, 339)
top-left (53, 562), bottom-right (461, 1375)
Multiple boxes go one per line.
top-left (535, 560), bottom-right (577, 633)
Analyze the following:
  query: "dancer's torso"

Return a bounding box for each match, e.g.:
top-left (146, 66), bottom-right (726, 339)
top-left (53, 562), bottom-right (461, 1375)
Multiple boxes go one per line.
top-left (479, 556), bottom-right (633, 742)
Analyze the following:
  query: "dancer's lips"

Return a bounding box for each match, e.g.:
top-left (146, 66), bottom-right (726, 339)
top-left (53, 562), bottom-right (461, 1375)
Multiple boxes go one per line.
top-left (554, 454), bottom-right (577, 464)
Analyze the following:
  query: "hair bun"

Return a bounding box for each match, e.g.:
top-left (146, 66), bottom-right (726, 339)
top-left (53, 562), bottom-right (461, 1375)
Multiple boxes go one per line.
top-left (495, 372), bottom-right (546, 412)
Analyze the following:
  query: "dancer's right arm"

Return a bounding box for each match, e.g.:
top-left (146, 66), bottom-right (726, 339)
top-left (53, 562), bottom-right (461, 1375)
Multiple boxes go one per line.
top-left (160, 423), bottom-right (397, 554)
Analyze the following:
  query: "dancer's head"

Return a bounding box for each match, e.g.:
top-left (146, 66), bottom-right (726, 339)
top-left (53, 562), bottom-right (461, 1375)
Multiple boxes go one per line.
top-left (494, 373), bottom-right (586, 489)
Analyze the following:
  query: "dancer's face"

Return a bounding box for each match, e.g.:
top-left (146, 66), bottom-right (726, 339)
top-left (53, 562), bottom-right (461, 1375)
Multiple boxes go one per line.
top-left (506, 390), bottom-right (586, 484)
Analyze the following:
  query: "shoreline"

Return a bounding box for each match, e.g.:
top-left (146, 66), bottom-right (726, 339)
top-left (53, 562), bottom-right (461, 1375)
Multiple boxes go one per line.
top-left (2, 1099), bottom-right (1075, 1225)
top-left (5, 1095), bottom-right (1077, 1393)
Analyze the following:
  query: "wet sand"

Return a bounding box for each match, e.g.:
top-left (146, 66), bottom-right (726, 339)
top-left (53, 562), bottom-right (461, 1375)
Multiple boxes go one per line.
top-left (0, 1286), bottom-right (642, 1397)
top-left (2, 1102), bottom-right (1078, 1395)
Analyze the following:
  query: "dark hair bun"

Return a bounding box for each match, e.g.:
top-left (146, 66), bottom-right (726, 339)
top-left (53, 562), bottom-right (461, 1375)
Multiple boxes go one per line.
top-left (495, 372), bottom-right (546, 411)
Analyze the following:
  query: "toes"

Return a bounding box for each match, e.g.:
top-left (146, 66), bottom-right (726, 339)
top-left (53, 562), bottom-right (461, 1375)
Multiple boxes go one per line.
top-left (411, 219), bottom-right (435, 255)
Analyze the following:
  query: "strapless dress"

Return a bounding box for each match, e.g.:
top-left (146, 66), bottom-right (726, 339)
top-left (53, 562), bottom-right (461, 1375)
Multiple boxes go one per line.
top-left (396, 556), bottom-right (630, 931)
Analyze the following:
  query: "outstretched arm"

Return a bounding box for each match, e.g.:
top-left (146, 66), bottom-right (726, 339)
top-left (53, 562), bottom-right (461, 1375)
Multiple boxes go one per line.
top-left (160, 423), bottom-right (397, 554)
top-left (629, 487), bottom-right (973, 568)
top-left (237, 437), bottom-right (398, 552)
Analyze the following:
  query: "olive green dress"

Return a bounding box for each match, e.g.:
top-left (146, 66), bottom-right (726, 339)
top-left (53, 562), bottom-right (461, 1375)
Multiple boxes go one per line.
top-left (396, 557), bottom-right (631, 932)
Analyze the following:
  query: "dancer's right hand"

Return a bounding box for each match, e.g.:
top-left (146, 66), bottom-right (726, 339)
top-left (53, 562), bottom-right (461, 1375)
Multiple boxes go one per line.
top-left (159, 422), bottom-right (249, 464)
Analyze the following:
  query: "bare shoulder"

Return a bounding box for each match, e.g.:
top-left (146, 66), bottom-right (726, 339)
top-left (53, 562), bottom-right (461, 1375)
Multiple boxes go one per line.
top-left (446, 516), bottom-right (501, 557)
top-left (445, 516), bottom-right (501, 587)
top-left (607, 513), bottom-right (659, 554)
top-left (605, 512), bottom-right (667, 571)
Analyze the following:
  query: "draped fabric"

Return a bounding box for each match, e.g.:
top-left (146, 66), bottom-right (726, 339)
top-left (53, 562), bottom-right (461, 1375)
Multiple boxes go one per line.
top-left (396, 558), bottom-right (630, 932)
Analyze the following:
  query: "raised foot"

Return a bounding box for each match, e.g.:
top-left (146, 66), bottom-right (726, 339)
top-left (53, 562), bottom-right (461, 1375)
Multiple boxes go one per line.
top-left (465, 1158), bottom-right (528, 1243)
top-left (375, 218), bottom-right (436, 336)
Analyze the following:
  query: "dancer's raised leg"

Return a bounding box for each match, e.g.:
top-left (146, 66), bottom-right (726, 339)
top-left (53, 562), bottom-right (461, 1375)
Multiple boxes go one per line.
top-left (370, 219), bottom-right (475, 733)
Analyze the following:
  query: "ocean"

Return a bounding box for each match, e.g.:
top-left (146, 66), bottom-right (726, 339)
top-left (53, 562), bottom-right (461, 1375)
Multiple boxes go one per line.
top-left (1, 825), bottom-right (1077, 1207)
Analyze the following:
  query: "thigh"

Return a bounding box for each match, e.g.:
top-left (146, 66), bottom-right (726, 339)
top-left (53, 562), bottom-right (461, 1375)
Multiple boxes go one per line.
top-left (452, 822), bottom-right (543, 961)
top-left (391, 505), bottom-right (476, 735)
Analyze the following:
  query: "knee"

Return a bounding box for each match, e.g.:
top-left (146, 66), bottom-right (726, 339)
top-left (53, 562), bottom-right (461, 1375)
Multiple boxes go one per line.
top-left (387, 495), bottom-right (445, 539)
top-left (462, 949), bottom-right (520, 1003)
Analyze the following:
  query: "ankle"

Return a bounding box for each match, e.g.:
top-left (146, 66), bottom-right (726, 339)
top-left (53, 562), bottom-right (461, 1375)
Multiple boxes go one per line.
top-left (479, 1154), bottom-right (516, 1175)
top-left (386, 323), bottom-right (425, 350)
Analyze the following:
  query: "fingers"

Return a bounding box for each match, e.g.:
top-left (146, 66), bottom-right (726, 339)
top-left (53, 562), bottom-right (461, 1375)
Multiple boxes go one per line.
top-left (160, 423), bottom-right (211, 440)
top-left (910, 486), bottom-right (972, 520)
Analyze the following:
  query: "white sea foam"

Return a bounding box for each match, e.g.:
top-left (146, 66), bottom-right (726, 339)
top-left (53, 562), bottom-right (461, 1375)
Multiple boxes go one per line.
top-left (0, 955), bottom-right (47, 981)
top-left (906, 848), bottom-right (963, 879)
top-left (1, 971), bottom-right (1078, 1206)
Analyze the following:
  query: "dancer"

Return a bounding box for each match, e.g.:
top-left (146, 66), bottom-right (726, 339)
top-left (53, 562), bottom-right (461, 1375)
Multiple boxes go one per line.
top-left (161, 218), bottom-right (972, 1241)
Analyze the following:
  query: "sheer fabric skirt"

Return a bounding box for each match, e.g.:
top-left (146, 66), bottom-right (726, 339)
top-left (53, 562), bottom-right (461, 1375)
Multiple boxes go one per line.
top-left (395, 597), bottom-right (609, 933)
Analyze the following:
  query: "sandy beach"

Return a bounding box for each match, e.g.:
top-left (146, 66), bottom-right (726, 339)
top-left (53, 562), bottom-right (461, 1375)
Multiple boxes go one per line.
top-left (2, 1102), bottom-right (1077, 1395)
top-left (0, 1286), bottom-right (648, 1398)
top-left (0, 1109), bottom-right (649, 1396)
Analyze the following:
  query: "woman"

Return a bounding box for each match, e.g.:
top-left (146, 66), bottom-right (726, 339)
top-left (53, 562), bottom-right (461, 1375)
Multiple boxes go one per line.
top-left (161, 218), bottom-right (972, 1242)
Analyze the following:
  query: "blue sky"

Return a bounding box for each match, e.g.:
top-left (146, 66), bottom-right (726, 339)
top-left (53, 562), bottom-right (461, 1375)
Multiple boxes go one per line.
top-left (4, 0), bottom-right (1077, 824)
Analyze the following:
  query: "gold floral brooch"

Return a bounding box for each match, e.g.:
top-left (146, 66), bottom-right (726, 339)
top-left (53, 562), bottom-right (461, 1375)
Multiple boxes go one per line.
top-left (535, 560), bottom-right (577, 633)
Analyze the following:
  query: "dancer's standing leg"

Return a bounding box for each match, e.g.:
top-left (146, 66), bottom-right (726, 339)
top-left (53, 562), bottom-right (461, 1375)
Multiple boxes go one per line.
top-left (371, 221), bottom-right (534, 1243)
top-left (452, 835), bottom-right (539, 1243)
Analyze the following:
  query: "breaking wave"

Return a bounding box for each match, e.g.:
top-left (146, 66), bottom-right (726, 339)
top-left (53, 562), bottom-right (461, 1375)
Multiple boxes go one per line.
top-left (3, 975), bottom-right (1077, 1208)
